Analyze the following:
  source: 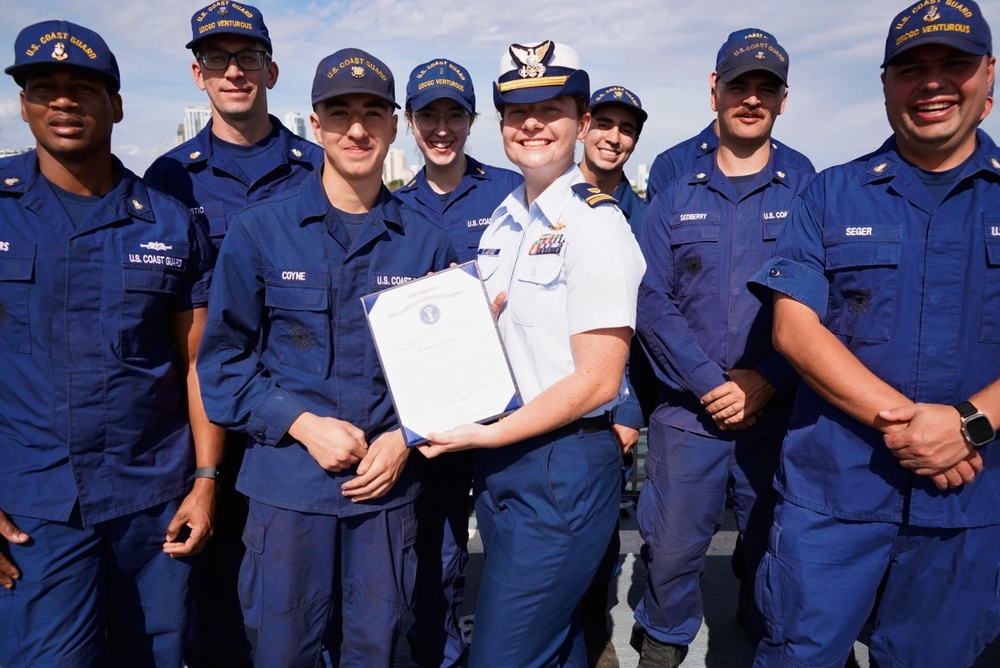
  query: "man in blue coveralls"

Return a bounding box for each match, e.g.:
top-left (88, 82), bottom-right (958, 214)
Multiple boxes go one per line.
top-left (145, 4), bottom-right (322, 665)
top-left (643, 38), bottom-right (813, 204)
top-left (631, 29), bottom-right (814, 667)
top-left (749, 2), bottom-right (1000, 666)
top-left (196, 47), bottom-right (457, 666)
top-left (0, 20), bottom-right (220, 667)
top-left (576, 83), bottom-right (650, 668)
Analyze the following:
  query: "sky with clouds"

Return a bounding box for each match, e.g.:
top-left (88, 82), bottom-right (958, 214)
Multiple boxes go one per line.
top-left (0, 0), bottom-right (997, 179)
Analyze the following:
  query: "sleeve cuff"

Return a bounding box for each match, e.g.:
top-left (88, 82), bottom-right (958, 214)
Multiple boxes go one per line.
top-left (248, 388), bottom-right (307, 446)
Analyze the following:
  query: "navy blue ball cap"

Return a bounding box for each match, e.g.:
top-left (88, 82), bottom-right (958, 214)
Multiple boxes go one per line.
top-left (312, 48), bottom-right (398, 108)
top-left (588, 85), bottom-right (648, 131)
top-left (5, 20), bottom-right (120, 94)
top-left (493, 40), bottom-right (590, 109)
top-left (883, 0), bottom-right (992, 67)
top-left (186, 1), bottom-right (272, 54)
top-left (406, 58), bottom-right (475, 113)
top-left (716, 28), bottom-right (789, 86)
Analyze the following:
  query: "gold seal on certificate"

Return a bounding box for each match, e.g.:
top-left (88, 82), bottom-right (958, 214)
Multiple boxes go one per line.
top-left (361, 261), bottom-right (522, 445)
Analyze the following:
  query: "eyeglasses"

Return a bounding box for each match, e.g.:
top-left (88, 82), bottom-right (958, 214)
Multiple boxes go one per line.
top-left (412, 110), bottom-right (471, 131)
top-left (198, 49), bottom-right (269, 71)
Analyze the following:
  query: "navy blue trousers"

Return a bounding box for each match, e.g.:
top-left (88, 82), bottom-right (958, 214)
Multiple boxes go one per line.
top-left (0, 499), bottom-right (191, 668)
top-left (635, 419), bottom-right (779, 646)
top-left (754, 499), bottom-right (1000, 668)
top-left (409, 451), bottom-right (473, 667)
top-left (470, 426), bottom-right (622, 667)
top-left (239, 499), bottom-right (417, 667)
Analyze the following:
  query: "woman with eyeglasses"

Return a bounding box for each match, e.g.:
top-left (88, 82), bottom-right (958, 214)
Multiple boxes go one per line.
top-left (394, 58), bottom-right (521, 668)
top-left (420, 42), bottom-right (645, 667)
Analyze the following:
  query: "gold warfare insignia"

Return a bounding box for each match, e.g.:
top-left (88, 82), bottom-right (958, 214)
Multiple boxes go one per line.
top-left (351, 65), bottom-right (365, 78)
top-left (924, 6), bottom-right (940, 22)
top-left (549, 221), bottom-right (566, 230)
top-left (992, 157), bottom-right (1000, 170)
top-left (4, 177), bottom-right (19, 186)
top-left (131, 199), bottom-right (145, 211)
top-left (291, 148), bottom-right (302, 158)
top-left (189, 151), bottom-right (201, 160)
top-left (872, 162), bottom-right (888, 174)
top-left (755, 51), bottom-right (766, 60)
top-left (51, 42), bottom-right (68, 61)
top-left (510, 40), bottom-right (553, 79)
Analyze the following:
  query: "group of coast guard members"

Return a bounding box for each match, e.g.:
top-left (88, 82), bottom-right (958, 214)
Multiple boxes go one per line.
top-left (0, 1), bottom-right (997, 667)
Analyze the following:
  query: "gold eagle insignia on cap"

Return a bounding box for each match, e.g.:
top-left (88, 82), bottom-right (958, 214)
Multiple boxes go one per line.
top-left (351, 66), bottom-right (365, 78)
top-left (51, 42), bottom-right (68, 61)
top-left (218, 4), bottom-right (229, 16)
top-left (924, 6), bottom-right (940, 22)
top-left (511, 40), bottom-right (553, 79)
top-left (755, 52), bottom-right (766, 60)
top-left (4, 177), bottom-right (19, 186)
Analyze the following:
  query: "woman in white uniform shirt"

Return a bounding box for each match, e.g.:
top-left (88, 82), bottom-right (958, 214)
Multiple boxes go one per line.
top-left (422, 41), bottom-right (645, 667)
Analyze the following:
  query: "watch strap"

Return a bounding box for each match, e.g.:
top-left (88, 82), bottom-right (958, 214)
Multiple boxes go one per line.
top-left (954, 401), bottom-right (978, 419)
top-left (194, 466), bottom-right (221, 480)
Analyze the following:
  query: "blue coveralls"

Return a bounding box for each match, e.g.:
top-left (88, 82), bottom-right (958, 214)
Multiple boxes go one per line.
top-left (472, 167), bottom-right (645, 667)
top-left (749, 131), bottom-right (1000, 668)
top-left (645, 121), bottom-right (814, 202)
top-left (146, 115), bottom-right (323, 252)
top-left (196, 170), bottom-right (457, 667)
top-left (394, 156), bottom-right (521, 667)
top-left (0, 152), bottom-right (212, 668)
top-left (634, 152), bottom-right (814, 647)
top-left (146, 114), bottom-right (322, 667)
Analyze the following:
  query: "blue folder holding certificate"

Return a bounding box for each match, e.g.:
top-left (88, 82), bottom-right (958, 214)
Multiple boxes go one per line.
top-left (361, 261), bottom-right (522, 446)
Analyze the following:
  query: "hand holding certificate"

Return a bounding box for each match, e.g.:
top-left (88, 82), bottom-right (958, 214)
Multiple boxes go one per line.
top-left (361, 262), bottom-right (522, 446)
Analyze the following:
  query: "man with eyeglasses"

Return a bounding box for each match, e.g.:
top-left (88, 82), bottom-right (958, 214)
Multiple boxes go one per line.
top-left (394, 58), bottom-right (521, 668)
top-left (145, 3), bottom-right (321, 667)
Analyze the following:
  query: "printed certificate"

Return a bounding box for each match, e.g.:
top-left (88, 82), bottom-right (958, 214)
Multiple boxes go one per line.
top-left (361, 261), bottom-right (522, 446)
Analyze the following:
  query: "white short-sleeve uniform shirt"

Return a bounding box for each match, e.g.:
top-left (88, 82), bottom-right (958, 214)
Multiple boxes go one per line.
top-left (476, 165), bottom-right (645, 415)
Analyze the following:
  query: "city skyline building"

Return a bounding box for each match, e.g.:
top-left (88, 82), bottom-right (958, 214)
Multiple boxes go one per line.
top-left (181, 105), bottom-right (212, 143)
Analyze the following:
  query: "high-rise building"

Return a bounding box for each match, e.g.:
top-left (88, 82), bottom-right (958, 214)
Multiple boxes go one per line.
top-left (635, 163), bottom-right (649, 195)
top-left (182, 106), bottom-right (212, 143)
top-left (382, 147), bottom-right (414, 186)
top-left (284, 112), bottom-right (308, 139)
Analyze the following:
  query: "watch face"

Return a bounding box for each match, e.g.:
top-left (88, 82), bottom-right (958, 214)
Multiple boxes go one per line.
top-left (966, 415), bottom-right (996, 446)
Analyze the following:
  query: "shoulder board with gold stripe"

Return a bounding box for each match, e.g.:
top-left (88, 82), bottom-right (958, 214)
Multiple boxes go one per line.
top-left (571, 183), bottom-right (619, 208)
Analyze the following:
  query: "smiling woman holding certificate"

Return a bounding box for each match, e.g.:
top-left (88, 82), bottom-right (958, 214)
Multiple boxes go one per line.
top-left (420, 41), bottom-right (645, 667)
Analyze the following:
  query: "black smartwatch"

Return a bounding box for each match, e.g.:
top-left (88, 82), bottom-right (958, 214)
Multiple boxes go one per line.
top-left (954, 401), bottom-right (996, 448)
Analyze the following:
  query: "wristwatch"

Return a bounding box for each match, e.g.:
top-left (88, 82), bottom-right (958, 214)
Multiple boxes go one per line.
top-left (954, 401), bottom-right (996, 448)
top-left (194, 466), bottom-right (221, 481)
